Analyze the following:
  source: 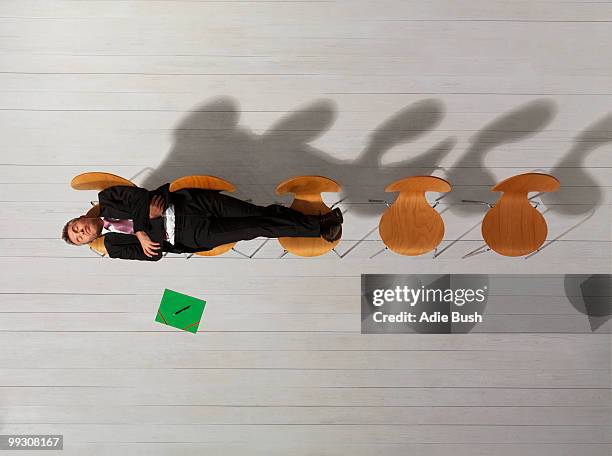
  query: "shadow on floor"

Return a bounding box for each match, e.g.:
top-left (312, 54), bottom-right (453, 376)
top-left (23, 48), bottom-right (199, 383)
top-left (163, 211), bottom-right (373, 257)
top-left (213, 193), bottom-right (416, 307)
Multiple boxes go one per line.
top-left (541, 113), bottom-right (612, 215)
top-left (444, 98), bottom-right (557, 216)
top-left (142, 96), bottom-right (451, 217)
top-left (565, 274), bottom-right (612, 332)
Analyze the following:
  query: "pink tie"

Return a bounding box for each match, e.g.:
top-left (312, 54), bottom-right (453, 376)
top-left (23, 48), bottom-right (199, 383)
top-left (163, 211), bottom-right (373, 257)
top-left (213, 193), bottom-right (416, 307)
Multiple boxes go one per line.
top-left (102, 218), bottom-right (134, 234)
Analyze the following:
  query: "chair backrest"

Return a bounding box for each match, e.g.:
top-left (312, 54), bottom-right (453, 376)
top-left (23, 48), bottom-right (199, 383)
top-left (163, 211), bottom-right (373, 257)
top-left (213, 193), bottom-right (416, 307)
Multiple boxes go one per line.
top-left (482, 172), bottom-right (560, 256)
top-left (274, 175), bottom-right (342, 257)
top-left (385, 175), bottom-right (451, 193)
top-left (169, 175), bottom-right (236, 193)
top-left (492, 173), bottom-right (560, 193)
top-left (276, 175), bottom-right (341, 204)
top-left (379, 176), bottom-right (451, 256)
top-left (71, 172), bottom-right (136, 190)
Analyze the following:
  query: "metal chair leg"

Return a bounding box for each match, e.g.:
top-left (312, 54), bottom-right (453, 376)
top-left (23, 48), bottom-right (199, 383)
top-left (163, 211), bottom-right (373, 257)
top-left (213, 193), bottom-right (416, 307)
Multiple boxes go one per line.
top-left (368, 199), bottom-right (391, 208)
top-left (369, 246), bottom-right (388, 259)
top-left (335, 199), bottom-right (389, 259)
top-left (529, 194), bottom-right (544, 209)
top-left (431, 191), bottom-right (450, 210)
top-left (245, 238), bottom-right (270, 259)
top-left (461, 199), bottom-right (494, 208)
top-left (524, 247), bottom-right (542, 259)
top-left (524, 209), bottom-right (596, 260)
top-left (231, 247), bottom-right (251, 259)
top-left (330, 196), bottom-right (348, 209)
top-left (462, 244), bottom-right (491, 259)
top-left (340, 225), bottom-right (379, 258)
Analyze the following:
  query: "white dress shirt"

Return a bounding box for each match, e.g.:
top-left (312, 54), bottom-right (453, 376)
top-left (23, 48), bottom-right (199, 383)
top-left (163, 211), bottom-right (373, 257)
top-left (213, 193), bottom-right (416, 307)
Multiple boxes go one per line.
top-left (164, 203), bottom-right (175, 245)
top-left (101, 203), bottom-right (175, 245)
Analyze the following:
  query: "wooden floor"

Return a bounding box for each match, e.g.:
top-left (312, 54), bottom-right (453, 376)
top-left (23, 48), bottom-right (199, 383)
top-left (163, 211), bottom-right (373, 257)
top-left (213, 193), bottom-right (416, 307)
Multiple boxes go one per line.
top-left (0, 1), bottom-right (610, 454)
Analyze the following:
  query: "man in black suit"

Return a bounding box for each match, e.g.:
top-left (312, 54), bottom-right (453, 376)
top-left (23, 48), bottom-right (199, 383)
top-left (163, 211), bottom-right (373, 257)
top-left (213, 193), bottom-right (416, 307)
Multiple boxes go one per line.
top-left (61, 183), bottom-right (343, 261)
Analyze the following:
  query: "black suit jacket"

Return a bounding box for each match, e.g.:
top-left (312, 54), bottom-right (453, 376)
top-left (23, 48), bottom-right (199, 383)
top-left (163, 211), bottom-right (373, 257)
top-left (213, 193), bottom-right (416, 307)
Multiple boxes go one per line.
top-left (98, 183), bottom-right (207, 261)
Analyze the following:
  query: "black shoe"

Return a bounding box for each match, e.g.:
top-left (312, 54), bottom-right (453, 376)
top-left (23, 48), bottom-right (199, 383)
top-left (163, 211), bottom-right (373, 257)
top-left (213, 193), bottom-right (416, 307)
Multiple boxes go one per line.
top-left (320, 222), bottom-right (342, 243)
top-left (319, 208), bottom-right (343, 227)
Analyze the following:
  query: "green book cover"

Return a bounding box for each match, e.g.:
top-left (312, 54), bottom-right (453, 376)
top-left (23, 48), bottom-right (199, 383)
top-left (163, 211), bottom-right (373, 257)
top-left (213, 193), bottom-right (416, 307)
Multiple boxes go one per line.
top-left (155, 289), bottom-right (206, 333)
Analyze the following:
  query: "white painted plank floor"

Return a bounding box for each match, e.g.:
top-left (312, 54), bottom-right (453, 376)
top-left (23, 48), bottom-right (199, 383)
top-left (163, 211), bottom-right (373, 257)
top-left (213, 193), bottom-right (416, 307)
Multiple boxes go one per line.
top-left (0, 1), bottom-right (610, 455)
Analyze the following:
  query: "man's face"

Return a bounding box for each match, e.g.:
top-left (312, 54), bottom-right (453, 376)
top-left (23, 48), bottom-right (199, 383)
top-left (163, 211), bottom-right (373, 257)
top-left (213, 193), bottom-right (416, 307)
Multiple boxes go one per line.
top-left (67, 217), bottom-right (100, 245)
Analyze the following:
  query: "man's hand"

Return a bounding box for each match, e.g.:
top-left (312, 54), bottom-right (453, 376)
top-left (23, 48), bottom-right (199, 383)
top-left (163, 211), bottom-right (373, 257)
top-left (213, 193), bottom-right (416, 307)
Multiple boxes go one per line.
top-left (135, 231), bottom-right (161, 258)
top-left (149, 195), bottom-right (166, 219)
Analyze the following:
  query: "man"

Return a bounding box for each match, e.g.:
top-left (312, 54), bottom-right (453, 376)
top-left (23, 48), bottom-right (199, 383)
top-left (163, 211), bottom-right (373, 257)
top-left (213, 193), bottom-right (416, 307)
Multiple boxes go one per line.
top-left (61, 183), bottom-right (343, 261)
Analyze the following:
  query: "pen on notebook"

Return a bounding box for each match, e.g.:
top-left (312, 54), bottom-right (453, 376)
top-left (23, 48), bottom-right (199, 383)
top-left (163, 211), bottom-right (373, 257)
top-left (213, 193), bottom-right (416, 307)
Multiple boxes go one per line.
top-left (173, 305), bottom-right (191, 315)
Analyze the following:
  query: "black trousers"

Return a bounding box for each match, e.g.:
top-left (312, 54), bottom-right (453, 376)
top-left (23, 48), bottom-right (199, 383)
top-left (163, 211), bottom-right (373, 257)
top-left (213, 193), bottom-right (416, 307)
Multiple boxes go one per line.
top-left (170, 189), bottom-right (321, 250)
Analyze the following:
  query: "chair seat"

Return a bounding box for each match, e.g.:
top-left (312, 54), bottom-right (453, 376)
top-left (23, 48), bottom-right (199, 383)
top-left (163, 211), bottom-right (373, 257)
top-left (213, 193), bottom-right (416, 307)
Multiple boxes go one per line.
top-left (482, 194), bottom-right (548, 256)
top-left (169, 175), bottom-right (236, 193)
top-left (379, 176), bottom-right (450, 256)
top-left (71, 172), bottom-right (135, 190)
top-left (275, 176), bottom-right (341, 257)
top-left (482, 173), bottom-right (559, 257)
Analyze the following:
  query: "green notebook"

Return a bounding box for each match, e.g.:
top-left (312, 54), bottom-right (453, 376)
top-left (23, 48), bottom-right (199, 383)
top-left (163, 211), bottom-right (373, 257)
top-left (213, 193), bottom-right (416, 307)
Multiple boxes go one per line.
top-left (155, 289), bottom-right (206, 333)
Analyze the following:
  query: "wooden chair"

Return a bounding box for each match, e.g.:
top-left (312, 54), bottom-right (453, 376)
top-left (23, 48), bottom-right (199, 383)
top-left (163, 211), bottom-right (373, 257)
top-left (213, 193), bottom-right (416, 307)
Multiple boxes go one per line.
top-left (169, 175), bottom-right (239, 257)
top-left (275, 175), bottom-right (342, 257)
top-left (377, 176), bottom-right (451, 256)
top-left (70, 172), bottom-right (136, 256)
top-left (481, 173), bottom-right (560, 256)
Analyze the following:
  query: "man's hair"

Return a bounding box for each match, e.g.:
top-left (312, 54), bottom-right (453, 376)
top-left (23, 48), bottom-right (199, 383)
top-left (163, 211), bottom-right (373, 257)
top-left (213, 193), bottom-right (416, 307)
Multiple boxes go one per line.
top-left (61, 216), bottom-right (82, 245)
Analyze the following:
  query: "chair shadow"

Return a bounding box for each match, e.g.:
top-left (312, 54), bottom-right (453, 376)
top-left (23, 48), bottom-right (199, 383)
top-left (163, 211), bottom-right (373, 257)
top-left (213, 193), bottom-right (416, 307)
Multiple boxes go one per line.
top-left (142, 96), bottom-right (451, 218)
top-left (142, 96), bottom-right (260, 197)
top-left (444, 98), bottom-right (557, 216)
top-left (342, 98), bottom-right (452, 217)
top-left (541, 113), bottom-right (612, 215)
